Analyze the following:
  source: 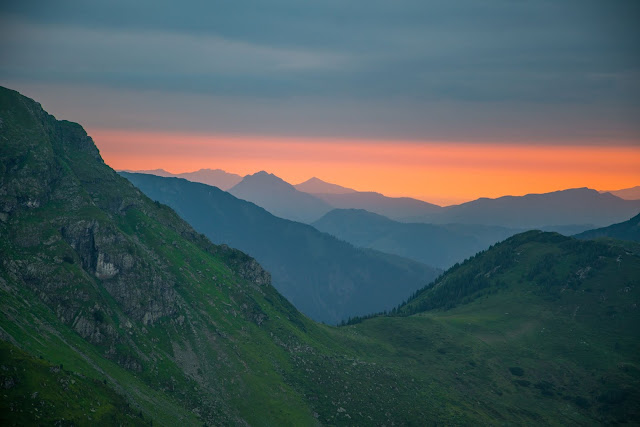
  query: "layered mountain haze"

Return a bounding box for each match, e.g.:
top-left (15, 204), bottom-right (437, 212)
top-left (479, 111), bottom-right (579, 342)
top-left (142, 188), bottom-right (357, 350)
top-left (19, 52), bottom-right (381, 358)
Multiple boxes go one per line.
top-left (409, 188), bottom-right (640, 229)
top-left (313, 209), bottom-right (517, 269)
top-left (228, 171), bottom-right (334, 223)
top-left (119, 172), bottom-right (439, 324)
top-left (294, 177), bottom-right (356, 194)
top-left (311, 190), bottom-right (443, 221)
top-left (173, 169), bottom-right (243, 190)
top-left (120, 168), bottom-right (175, 177)
top-left (601, 186), bottom-right (640, 201)
top-left (575, 213), bottom-right (640, 243)
top-left (123, 168), bottom-right (243, 191)
top-left (122, 172), bottom-right (640, 234)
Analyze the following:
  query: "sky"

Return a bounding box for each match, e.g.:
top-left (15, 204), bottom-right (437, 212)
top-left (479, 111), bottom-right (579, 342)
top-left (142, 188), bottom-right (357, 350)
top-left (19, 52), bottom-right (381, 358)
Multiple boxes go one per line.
top-left (1, 0), bottom-right (639, 205)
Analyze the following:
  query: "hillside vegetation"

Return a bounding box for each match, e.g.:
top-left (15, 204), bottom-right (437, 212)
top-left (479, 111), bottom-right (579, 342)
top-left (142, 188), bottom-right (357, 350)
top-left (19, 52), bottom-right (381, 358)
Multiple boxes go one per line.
top-left (1, 86), bottom-right (639, 425)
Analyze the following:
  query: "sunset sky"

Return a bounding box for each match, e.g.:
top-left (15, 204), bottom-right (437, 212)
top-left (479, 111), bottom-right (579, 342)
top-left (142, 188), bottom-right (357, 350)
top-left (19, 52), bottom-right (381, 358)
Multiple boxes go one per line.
top-left (1, 1), bottom-right (639, 205)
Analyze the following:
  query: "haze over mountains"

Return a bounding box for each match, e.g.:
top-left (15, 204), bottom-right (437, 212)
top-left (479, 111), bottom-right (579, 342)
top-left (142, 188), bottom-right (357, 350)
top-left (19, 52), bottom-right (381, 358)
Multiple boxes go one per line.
top-left (311, 191), bottom-right (443, 221)
top-left (575, 212), bottom-right (640, 243)
top-left (130, 169), bottom-right (640, 230)
top-left (294, 177), bottom-right (356, 194)
top-left (3, 87), bottom-right (640, 425)
top-left (122, 168), bottom-right (243, 190)
top-left (601, 185), bottom-right (640, 201)
top-left (228, 171), bottom-right (334, 223)
top-left (408, 188), bottom-right (640, 229)
top-left (120, 172), bottom-right (439, 324)
top-left (313, 209), bottom-right (517, 269)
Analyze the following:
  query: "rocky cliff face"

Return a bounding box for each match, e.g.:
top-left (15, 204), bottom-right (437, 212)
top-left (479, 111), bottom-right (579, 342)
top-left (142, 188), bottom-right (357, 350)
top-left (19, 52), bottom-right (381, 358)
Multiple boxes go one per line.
top-left (0, 87), bottom-right (270, 377)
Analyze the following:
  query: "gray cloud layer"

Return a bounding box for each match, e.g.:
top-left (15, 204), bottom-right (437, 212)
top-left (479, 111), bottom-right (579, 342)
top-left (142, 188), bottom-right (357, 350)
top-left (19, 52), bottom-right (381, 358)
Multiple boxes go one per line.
top-left (1, 0), bottom-right (638, 142)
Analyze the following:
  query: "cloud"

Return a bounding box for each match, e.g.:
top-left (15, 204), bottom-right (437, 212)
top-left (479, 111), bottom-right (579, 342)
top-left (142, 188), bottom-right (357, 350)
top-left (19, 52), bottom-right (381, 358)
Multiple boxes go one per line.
top-left (0, 1), bottom-right (638, 142)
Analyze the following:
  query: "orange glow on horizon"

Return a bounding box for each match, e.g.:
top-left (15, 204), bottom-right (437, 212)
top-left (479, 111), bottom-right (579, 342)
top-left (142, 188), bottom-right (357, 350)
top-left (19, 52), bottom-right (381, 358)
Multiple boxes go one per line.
top-left (88, 128), bottom-right (640, 206)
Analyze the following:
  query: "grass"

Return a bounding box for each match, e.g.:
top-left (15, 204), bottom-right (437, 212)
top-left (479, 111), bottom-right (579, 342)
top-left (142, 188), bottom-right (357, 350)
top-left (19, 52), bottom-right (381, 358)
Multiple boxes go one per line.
top-left (0, 340), bottom-right (147, 426)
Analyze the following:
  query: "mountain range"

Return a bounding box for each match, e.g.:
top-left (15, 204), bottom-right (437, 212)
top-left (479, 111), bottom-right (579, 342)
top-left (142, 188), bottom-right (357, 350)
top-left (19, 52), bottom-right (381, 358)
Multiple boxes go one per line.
top-left (227, 174), bottom-right (640, 230)
top-left (121, 168), bottom-right (243, 190)
top-left (129, 170), bottom-right (640, 230)
top-left (575, 212), bottom-right (640, 243)
top-left (2, 86), bottom-right (640, 425)
top-left (228, 171), bottom-right (334, 223)
top-left (119, 172), bottom-right (439, 324)
top-left (408, 187), bottom-right (640, 229)
top-left (294, 176), bottom-right (356, 194)
top-left (600, 186), bottom-right (640, 200)
top-left (313, 209), bottom-right (518, 269)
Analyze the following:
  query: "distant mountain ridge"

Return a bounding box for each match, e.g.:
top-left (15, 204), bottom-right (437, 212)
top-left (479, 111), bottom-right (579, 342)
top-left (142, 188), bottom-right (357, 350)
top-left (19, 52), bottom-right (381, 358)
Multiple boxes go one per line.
top-left (124, 171), bottom-right (640, 230)
top-left (120, 168), bottom-right (175, 177)
top-left (575, 212), bottom-right (640, 242)
top-left (294, 177), bottom-right (356, 194)
top-left (410, 187), bottom-right (640, 229)
top-left (173, 168), bottom-right (243, 190)
top-left (313, 209), bottom-right (518, 269)
top-left (228, 171), bottom-right (334, 223)
top-left (311, 191), bottom-right (443, 221)
top-left (601, 186), bottom-right (640, 200)
top-left (121, 168), bottom-right (242, 190)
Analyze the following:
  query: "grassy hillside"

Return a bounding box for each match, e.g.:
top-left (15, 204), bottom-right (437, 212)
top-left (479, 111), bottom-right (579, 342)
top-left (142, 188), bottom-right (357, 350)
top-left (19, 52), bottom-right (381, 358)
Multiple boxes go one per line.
top-left (383, 231), bottom-right (640, 423)
top-left (0, 340), bottom-right (145, 426)
top-left (2, 86), bottom-right (639, 425)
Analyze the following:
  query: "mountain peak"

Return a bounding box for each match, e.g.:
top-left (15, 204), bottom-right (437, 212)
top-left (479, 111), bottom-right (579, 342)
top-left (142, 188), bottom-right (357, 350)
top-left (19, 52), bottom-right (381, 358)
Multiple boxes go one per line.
top-left (295, 177), bottom-right (356, 194)
top-left (229, 171), bottom-right (333, 222)
top-left (240, 170), bottom-right (291, 187)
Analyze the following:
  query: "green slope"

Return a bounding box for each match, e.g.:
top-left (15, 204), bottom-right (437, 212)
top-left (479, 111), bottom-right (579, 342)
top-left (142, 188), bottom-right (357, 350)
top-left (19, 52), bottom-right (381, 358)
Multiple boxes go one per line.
top-left (0, 340), bottom-right (145, 426)
top-left (575, 212), bottom-right (640, 242)
top-left (1, 86), bottom-right (639, 425)
top-left (381, 231), bottom-right (640, 423)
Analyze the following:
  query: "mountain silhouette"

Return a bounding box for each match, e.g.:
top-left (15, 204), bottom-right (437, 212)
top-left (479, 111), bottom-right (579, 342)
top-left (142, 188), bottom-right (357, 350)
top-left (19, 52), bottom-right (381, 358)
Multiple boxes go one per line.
top-left (294, 177), bottom-right (356, 194)
top-left (311, 191), bottom-right (443, 221)
top-left (313, 208), bottom-right (518, 269)
top-left (409, 188), bottom-right (640, 229)
top-left (228, 171), bottom-right (333, 223)
top-left (575, 212), bottom-right (640, 242)
top-left (123, 167), bottom-right (243, 190)
top-left (601, 185), bottom-right (640, 200)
